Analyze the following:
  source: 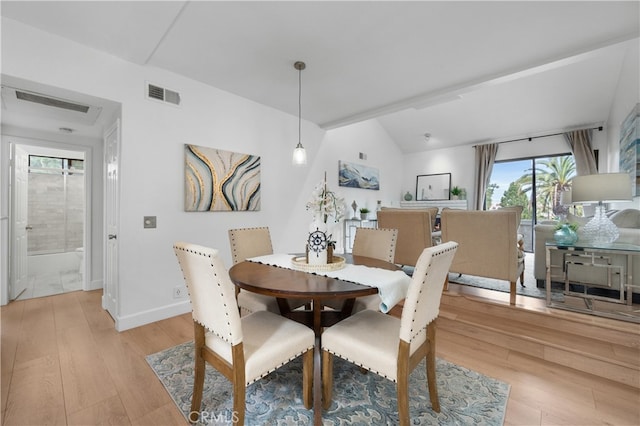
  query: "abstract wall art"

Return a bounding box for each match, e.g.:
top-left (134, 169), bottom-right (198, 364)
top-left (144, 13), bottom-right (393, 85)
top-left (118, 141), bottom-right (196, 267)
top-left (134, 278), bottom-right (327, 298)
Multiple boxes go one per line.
top-left (184, 144), bottom-right (261, 211)
top-left (338, 161), bottom-right (380, 190)
top-left (619, 103), bottom-right (639, 197)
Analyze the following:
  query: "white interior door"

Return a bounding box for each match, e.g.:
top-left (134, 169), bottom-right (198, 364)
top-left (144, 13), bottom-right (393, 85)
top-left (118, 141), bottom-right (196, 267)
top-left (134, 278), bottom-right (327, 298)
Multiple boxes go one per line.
top-left (10, 145), bottom-right (28, 300)
top-left (103, 121), bottom-right (120, 318)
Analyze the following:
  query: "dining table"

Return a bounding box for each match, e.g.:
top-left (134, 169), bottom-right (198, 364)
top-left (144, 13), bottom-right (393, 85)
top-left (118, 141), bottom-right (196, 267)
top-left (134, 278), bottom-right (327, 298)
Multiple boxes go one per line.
top-left (228, 253), bottom-right (404, 425)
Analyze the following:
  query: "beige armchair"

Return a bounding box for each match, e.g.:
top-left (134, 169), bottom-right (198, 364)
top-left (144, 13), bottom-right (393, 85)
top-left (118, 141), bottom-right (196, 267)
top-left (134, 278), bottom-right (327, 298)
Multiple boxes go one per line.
top-left (441, 209), bottom-right (525, 305)
top-left (377, 208), bottom-right (438, 267)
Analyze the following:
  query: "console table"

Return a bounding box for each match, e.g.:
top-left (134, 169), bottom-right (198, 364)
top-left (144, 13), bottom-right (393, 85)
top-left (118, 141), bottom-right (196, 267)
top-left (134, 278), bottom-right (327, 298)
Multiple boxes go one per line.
top-left (399, 200), bottom-right (468, 212)
top-left (545, 240), bottom-right (640, 307)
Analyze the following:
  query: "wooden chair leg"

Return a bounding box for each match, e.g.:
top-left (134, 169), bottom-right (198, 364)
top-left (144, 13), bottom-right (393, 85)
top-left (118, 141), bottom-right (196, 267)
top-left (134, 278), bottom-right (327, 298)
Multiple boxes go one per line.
top-left (426, 323), bottom-right (440, 413)
top-left (231, 344), bottom-right (246, 425)
top-left (190, 324), bottom-right (206, 423)
top-left (397, 374), bottom-right (410, 426)
top-left (510, 281), bottom-right (516, 305)
top-left (302, 349), bottom-right (313, 409)
top-left (321, 350), bottom-right (333, 410)
top-left (397, 341), bottom-right (411, 426)
top-left (232, 381), bottom-right (245, 425)
top-left (190, 352), bottom-right (205, 423)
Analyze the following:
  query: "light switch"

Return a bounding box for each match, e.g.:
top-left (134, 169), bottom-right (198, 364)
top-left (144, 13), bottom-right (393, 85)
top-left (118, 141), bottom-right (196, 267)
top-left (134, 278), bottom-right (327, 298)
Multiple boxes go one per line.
top-left (144, 216), bottom-right (157, 229)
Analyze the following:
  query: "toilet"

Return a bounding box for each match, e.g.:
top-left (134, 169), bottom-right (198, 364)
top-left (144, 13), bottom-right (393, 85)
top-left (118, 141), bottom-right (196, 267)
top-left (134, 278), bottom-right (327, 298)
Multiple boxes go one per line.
top-left (75, 247), bottom-right (84, 279)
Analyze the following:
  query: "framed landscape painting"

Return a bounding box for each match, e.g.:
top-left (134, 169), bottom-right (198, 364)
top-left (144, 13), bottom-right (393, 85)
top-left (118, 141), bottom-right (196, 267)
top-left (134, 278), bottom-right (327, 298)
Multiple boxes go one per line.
top-left (338, 161), bottom-right (380, 190)
top-left (184, 144), bottom-right (261, 211)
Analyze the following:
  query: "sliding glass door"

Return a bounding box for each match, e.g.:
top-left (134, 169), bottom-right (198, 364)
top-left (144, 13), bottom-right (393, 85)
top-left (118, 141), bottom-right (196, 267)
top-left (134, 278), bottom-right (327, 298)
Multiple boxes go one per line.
top-left (488, 153), bottom-right (575, 252)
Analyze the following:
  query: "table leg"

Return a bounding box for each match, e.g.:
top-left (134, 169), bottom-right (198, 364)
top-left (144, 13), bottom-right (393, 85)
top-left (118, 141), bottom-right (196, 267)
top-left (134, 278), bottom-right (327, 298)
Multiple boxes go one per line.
top-left (312, 298), bottom-right (324, 425)
top-left (627, 253), bottom-right (633, 306)
top-left (545, 246), bottom-right (552, 305)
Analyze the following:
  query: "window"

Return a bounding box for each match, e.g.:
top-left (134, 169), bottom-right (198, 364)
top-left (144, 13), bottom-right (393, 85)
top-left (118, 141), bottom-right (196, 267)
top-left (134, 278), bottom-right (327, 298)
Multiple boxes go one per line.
top-left (29, 155), bottom-right (84, 175)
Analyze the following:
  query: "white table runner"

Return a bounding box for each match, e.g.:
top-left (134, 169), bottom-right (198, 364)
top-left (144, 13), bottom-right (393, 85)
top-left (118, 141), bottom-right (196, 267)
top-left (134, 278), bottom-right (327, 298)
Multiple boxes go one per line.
top-left (247, 253), bottom-right (411, 313)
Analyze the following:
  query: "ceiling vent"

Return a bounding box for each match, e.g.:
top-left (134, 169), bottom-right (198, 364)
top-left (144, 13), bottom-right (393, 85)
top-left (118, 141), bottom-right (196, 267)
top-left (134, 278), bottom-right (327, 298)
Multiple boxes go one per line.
top-left (1, 86), bottom-right (102, 125)
top-left (146, 82), bottom-right (181, 106)
top-left (15, 90), bottom-right (90, 113)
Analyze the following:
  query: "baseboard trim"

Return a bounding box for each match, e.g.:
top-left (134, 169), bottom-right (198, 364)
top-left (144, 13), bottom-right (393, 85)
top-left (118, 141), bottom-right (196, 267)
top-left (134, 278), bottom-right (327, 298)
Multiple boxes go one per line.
top-left (87, 279), bottom-right (103, 291)
top-left (115, 301), bottom-right (191, 331)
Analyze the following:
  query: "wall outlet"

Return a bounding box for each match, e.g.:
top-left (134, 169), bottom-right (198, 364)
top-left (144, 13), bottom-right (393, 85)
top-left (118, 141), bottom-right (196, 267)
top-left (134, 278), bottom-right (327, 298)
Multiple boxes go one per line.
top-left (173, 286), bottom-right (186, 298)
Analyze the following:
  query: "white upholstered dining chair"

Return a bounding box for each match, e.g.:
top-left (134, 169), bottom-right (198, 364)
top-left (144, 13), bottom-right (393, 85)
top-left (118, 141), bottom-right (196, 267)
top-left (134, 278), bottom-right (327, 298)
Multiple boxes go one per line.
top-left (350, 227), bottom-right (399, 312)
top-left (173, 242), bottom-right (314, 424)
top-left (229, 227), bottom-right (308, 315)
top-left (321, 241), bottom-right (458, 425)
top-left (229, 227), bottom-right (279, 315)
top-left (352, 226), bottom-right (398, 263)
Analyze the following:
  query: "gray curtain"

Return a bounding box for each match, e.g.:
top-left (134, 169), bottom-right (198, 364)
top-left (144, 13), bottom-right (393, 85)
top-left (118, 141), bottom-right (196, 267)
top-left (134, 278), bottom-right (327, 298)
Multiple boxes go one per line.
top-left (564, 129), bottom-right (598, 176)
top-left (474, 143), bottom-right (498, 210)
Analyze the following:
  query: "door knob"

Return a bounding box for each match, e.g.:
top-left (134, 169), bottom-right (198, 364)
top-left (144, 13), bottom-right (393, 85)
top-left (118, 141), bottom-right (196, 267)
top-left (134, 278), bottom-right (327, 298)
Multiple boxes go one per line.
top-left (25, 225), bottom-right (33, 230)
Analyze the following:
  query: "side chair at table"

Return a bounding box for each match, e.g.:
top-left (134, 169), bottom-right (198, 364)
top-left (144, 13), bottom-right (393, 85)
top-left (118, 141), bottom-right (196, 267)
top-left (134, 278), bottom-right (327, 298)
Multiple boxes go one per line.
top-left (321, 241), bottom-right (459, 426)
top-left (228, 227), bottom-right (308, 316)
top-left (350, 227), bottom-right (399, 312)
top-left (322, 227), bottom-right (399, 313)
top-left (173, 242), bottom-right (315, 424)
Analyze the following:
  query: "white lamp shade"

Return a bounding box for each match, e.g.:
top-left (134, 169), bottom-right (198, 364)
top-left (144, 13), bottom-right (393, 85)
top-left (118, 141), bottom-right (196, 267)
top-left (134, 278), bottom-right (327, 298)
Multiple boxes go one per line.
top-left (292, 144), bottom-right (307, 166)
top-left (571, 173), bottom-right (632, 203)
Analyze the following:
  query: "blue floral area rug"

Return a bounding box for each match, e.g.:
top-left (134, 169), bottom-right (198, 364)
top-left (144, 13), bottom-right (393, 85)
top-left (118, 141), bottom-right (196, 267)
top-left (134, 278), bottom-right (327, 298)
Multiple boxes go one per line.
top-left (146, 341), bottom-right (510, 425)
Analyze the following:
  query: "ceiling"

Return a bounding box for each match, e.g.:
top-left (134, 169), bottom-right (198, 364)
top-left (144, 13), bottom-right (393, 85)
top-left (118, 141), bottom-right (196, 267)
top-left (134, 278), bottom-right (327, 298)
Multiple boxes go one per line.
top-left (1, 1), bottom-right (638, 152)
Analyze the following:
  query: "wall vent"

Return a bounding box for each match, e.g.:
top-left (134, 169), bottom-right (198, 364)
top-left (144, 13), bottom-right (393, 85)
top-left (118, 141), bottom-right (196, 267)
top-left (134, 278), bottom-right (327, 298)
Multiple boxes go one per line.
top-left (146, 82), bottom-right (181, 106)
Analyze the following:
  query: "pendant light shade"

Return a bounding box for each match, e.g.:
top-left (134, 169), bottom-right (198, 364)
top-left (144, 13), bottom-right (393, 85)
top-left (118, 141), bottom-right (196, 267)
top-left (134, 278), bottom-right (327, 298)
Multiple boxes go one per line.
top-left (292, 61), bottom-right (307, 166)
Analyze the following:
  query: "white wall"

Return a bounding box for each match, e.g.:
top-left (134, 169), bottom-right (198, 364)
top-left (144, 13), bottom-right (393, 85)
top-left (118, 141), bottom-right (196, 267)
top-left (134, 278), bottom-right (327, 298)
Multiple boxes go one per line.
top-left (403, 144), bottom-right (475, 205)
top-left (400, 48), bottom-right (635, 210)
top-left (1, 18), bottom-right (403, 329)
top-left (606, 38), bottom-right (640, 172)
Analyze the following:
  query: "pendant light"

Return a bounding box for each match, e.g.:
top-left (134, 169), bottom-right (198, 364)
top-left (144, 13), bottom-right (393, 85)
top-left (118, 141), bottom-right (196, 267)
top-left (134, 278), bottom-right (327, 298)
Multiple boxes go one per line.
top-left (292, 61), bottom-right (307, 166)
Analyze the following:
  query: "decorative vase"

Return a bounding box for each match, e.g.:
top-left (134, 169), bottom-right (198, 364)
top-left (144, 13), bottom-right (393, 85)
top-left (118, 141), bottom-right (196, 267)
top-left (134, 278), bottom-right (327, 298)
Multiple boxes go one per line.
top-left (404, 191), bottom-right (413, 201)
top-left (308, 218), bottom-right (329, 265)
top-left (553, 224), bottom-right (578, 245)
top-left (307, 231), bottom-right (328, 265)
top-left (360, 212), bottom-right (368, 220)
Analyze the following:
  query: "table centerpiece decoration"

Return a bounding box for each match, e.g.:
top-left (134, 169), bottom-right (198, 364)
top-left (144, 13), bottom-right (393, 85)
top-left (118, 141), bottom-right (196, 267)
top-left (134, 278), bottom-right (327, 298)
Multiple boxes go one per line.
top-left (305, 172), bottom-right (346, 265)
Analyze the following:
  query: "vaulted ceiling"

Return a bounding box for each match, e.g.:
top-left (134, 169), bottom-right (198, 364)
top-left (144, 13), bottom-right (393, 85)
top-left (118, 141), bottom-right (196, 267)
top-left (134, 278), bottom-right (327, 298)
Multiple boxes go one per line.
top-left (2, 1), bottom-right (638, 152)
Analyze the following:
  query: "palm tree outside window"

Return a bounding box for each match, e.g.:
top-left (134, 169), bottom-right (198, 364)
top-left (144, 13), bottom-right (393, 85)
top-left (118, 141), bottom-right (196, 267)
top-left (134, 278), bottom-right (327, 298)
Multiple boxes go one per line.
top-left (487, 154), bottom-right (582, 252)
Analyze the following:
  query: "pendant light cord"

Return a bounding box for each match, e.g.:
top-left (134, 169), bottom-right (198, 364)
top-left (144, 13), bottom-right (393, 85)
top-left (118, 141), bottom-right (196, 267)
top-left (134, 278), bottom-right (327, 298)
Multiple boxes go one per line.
top-left (298, 66), bottom-right (302, 145)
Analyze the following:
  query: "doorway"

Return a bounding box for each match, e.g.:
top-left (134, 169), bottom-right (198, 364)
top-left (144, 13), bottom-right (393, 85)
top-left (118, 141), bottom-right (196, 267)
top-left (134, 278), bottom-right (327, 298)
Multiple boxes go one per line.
top-left (12, 144), bottom-right (88, 300)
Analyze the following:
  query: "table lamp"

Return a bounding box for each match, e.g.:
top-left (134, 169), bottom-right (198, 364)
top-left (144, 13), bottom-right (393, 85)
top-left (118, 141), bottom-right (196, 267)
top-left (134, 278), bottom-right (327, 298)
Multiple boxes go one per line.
top-left (571, 173), bottom-right (632, 244)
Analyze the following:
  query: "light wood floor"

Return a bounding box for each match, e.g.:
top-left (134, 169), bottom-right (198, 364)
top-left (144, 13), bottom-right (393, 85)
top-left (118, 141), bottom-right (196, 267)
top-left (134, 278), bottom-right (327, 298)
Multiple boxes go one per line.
top-left (2, 289), bottom-right (639, 425)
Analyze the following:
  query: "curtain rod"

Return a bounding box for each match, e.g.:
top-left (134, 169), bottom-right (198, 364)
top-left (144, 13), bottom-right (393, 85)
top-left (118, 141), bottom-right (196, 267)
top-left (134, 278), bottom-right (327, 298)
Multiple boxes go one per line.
top-left (473, 125), bottom-right (603, 148)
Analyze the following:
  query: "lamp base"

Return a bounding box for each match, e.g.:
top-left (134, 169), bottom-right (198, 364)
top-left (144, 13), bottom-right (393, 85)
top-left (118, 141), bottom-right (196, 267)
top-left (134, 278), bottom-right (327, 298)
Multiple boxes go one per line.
top-left (582, 204), bottom-right (619, 244)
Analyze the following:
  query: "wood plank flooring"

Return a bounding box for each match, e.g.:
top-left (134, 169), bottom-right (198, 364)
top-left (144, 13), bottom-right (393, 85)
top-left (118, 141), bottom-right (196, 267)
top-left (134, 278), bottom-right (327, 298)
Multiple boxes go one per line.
top-left (2, 288), bottom-right (639, 425)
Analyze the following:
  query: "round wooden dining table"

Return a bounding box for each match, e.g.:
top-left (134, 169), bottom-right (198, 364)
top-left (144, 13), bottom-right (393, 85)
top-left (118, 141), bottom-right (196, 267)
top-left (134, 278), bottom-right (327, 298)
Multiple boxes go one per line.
top-left (228, 254), bottom-right (401, 425)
